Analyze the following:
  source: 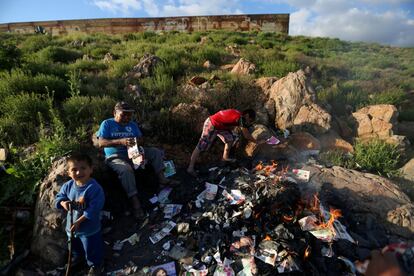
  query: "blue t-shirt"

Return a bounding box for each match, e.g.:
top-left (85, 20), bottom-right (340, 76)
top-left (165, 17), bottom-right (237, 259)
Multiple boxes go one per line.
top-left (97, 118), bottom-right (143, 158)
top-left (55, 178), bottom-right (105, 237)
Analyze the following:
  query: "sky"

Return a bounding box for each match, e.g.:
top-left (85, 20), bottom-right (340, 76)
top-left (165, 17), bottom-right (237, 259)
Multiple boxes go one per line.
top-left (1, 0), bottom-right (414, 47)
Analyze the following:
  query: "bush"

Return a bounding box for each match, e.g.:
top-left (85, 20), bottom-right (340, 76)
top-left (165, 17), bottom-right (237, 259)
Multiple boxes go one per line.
top-left (107, 58), bottom-right (136, 78)
top-left (192, 46), bottom-right (225, 64)
top-left (0, 93), bottom-right (51, 145)
top-left (20, 35), bottom-right (53, 52)
top-left (261, 60), bottom-right (300, 78)
top-left (37, 46), bottom-right (83, 63)
top-left (0, 69), bottom-right (68, 101)
top-left (354, 139), bottom-right (400, 176)
top-left (22, 56), bottom-right (68, 77)
top-left (62, 95), bottom-right (116, 131)
top-left (0, 40), bottom-right (21, 71)
top-left (319, 150), bottom-right (354, 168)
top-left (68, 59), bottom-right (108, 72)
top-left (368, 88), bottom-right (407, 106)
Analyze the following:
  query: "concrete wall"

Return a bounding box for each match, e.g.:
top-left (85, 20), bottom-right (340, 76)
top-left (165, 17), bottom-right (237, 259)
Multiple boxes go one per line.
top-left (0, 14), bottom-right (289, 35)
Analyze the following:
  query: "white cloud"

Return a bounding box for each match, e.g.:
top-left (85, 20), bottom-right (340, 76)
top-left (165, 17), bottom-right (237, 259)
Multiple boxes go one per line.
top-left (284, 0), bottom-right (414, 46)
top-left (91, 0), bottom-right (244, 17)
top-left (92, 0), bottom-right (141, 15)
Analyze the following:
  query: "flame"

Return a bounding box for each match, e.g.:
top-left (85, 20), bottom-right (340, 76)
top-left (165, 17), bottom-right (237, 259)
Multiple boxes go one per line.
top-left (264, 235), bottom-right (272, 241)
top-left (255, 162), bottom-right (263, 171)
top-left (318, 208), bottom-right (342, 229)
top-left (304, 245), bottom-right (311, 259)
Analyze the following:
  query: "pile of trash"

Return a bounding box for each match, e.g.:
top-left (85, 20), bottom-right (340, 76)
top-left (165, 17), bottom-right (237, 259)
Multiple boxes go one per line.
top-left (106, 161), bottom-right (377, 275)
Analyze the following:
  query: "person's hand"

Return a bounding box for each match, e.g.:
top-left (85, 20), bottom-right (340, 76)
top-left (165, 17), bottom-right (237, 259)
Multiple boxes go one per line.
top-left (122, 138), bottom-right (135, 147)
top-left (60, 201), bottom-right (71, 211)
top-left (365, 250), bottom-right (405, 276)
top-left (70, 220), bottom-right (82, 232)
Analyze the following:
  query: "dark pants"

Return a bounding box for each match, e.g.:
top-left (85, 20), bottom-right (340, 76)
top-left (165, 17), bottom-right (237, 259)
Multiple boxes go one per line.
top-left (70, 230), bottom-right (103, 267)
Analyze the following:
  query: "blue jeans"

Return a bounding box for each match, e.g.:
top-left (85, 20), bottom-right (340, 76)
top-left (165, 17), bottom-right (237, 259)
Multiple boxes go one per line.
top-left (70, 230), bottom-right (103, 267)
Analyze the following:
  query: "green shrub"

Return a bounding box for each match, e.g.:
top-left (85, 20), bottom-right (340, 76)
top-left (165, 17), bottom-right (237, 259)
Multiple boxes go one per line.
top-left (354, 139), bottom-right (400, 176)
top-left (192, 46), bottom-right (225, 65)
top-left (0, 40), bottom-right (21, 71)
top-left (62, 95), bottom-right (116, 131)
top-left (37, 46), bottom-right (82, 63)
top-left (107, 58), bottom-right (136, 78)
top-left (319, 150), bottom-right (354, 168)
top-left (68, 59), bottom-right (108, 72)
top-left (368, 88), bottom-right (406, 106)
top-left (88, 46), bottom-right (111, 59)
top-left (0, 69), bottom-right (68, 101)
top-left (0, 93), bottom-right (51, 145)
top-left (261, 60), bottom-right (300, 78)
top-left (20, 35), bottom-right (53, 52)
top-left (22, 56), bottom-right (68, 77)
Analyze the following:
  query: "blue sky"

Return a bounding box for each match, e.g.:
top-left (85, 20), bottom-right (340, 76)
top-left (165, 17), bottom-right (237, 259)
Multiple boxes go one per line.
top-left (1, 0), bottom-right (413, 46)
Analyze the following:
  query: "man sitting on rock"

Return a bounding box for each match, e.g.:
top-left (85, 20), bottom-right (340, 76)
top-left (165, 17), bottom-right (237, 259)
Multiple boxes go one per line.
top-left (187, 108), bottom-right (264, 176)
top-left (97, 101), bottom-right (177, 219)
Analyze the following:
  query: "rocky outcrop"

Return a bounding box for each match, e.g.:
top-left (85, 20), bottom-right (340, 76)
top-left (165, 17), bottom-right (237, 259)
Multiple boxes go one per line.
top-left (31, 158), bottom-right (69, 267)
top-left (127, 54), bottom-right (163, 79)
top-left (230, 58), bottom-right (256, 75)
top-left (292, 104), bottom-right (332, 134)
top-left (288, 132), bottom-right (321, 152)
top-left (103, 52), bottom-right (113, 63)
top-left (400, 158), bottom-right (414, 182)
top-left (267, 69), bottom-right (316, 130)
top-left (243, 124), bottom-right (298, 162)
top-left (318, 130), bottom-right (354, 153)
top-left (351, 104), bottom-right (409, 149)
top-left (306, 165), bottom-right (413, 238)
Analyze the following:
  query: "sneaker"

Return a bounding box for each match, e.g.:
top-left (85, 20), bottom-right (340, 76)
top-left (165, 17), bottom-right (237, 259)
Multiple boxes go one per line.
top-left (87, 265), bottom-right (104, 276)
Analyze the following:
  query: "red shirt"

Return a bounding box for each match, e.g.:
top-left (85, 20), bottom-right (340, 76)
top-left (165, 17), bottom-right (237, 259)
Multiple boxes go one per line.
top-left (209, 109), bottom-right (243, 130)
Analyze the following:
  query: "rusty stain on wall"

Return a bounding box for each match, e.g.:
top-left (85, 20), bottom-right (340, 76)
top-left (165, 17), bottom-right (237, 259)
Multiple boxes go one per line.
top-left (0, 14), bottom-right (289, 35)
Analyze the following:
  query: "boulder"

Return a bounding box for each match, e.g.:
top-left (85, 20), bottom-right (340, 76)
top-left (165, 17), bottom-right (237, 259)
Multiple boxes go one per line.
top-left (243, 124), bottom-right (298, 162)
top-left (400, 158), bottom-right (414, 182)
top-left (387, 204), bottom-right (414, 235)
top-left (351, 104), bottom-right (409, 149)
top-left (318, 130), bottom-right (354, 153)
top-left (124, 84), bottom-right (142, 99)
top-left (351, 104), bottom-right (398, 139)
top-left (254, 77), bottom-right (279, 97)
top-left (332, 116), bottom-right (353, 141)
top-left (230, 58), bottom-right (256, 75)
top-left (292, 103), bottom-right (332, 134)
top-left (127, 54), bottom-right (163, 79)
top-left (31, 158), bottom-right (69, 267)
top-left (199, 36), bottom-right (211, 45)
top-left (170, 103), bottom-right (209, 133)
top-left (225, 45), bottom-right (241, 56)
top-left (268, 69), bottom-right (316, 130)
top-left (307, 165), bottom-right (413, 238)
top-left (288, 131), bottom-right (321, 152)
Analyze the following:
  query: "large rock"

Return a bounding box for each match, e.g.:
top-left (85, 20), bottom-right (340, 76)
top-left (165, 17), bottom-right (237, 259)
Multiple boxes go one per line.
top-left (318, 130), bottom-right (354, 153)
top-left (31, 158), bottom-right (69, 267)
top-left (267, 69), bottom-right (316, 130)
top-left (243, 124), bottom-right (298, 162)
top-left (351, 104), bottom-right (409, 149)
top-left (127, 54), bottom-right (163, 79)
top-left (230, 58), bottom-right (256, 75)
top-left (400, 158), bottom-right (414, 182)
top-left (288, 132), bottom-right (321, 152)
top-left (351, 104), bottom-right (398, 139)
top-left (306, 165), bottom-right (413, 238)
top-left (170, 103), bottom-right (209, 133)
top-left (292, 103), bottom-right (332, 134)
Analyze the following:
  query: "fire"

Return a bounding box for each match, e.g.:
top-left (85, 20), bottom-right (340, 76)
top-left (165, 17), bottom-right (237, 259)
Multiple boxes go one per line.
top-left (318, 208), bottom-right (342, 229)
top-left (264, 235), bottom-right (272, 241)
top-left (255, 162), bottom-right (263, 171)
top-left (304, 245), bottom-right (311, 259)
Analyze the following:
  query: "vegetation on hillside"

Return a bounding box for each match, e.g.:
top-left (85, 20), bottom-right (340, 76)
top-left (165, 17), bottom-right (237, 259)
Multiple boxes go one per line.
top-left (0, 30), bottom-right (413, 265)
